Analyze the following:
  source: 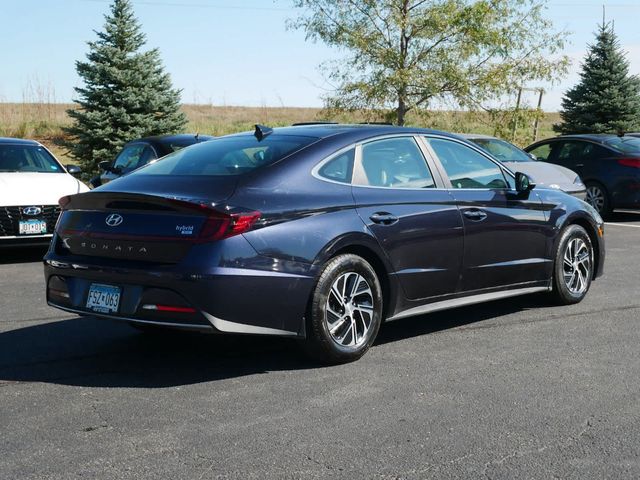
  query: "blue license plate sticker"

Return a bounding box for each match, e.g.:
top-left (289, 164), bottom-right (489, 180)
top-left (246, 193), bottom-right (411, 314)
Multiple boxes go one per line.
top-left (86, 283), bottom-right (121, 314)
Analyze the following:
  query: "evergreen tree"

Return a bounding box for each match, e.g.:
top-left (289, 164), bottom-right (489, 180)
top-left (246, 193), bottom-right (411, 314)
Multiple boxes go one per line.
top-left (555, 21), bottom-right (640, 134)
top-left (65, 0), bottom-right (186, 173)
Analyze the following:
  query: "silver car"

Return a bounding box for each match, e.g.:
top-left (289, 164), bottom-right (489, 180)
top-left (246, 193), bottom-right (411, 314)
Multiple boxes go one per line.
top-left (459, 134), bottom-right (586, 199)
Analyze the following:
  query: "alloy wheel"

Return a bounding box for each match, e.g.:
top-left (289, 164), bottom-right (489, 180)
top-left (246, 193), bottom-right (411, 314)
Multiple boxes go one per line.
top-left (562, 237), bottom-right (592, 295)
top-left (585, 185), bottom-right (605, 213)
top-left (325, 271), bottom-right (375, 348)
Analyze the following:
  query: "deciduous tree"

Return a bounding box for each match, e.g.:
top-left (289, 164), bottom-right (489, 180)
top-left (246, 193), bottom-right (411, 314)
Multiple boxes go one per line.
top-left (291, 0), bottom-right (568, 125)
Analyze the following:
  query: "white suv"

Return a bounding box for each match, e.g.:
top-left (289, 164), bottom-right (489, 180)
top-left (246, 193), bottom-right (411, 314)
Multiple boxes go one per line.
top-left (0, 138), bottom-right (89, 247)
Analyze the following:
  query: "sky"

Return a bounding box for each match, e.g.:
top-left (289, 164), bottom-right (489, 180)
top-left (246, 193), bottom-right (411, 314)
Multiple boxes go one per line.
top-left (1, 0), bottom-right (639, 111)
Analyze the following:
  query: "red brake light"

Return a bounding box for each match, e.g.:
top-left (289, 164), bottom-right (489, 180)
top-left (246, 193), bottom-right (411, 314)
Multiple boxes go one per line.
top-left (198, 210), bottom-right (261, 242)
top-left (617, 158), bottom-right (640, 168)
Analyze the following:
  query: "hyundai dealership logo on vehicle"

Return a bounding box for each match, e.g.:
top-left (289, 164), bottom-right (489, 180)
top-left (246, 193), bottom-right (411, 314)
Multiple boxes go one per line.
top-left (105, 214), bottom-right (123, 227)
top-left (22, 206), bottom-right (42, 216)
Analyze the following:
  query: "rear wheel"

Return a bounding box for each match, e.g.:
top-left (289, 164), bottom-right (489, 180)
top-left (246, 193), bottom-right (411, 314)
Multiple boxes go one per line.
top-left (551, 225), bottom-right (594, 305)
top-left (585, 181), bottom-right (611, 218)
top-left (304, 254), bottom-right (383, 364)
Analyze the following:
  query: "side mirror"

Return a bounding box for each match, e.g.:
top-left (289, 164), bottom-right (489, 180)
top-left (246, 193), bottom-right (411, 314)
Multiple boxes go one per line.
top-left (515, 172), bottom-right (535, 192)
top-left (65, 164), bottom-right (82, 176)
top-left (527, 152), bottom-right (537, 161)
top-left (98, 160), bottom-right (114, 172)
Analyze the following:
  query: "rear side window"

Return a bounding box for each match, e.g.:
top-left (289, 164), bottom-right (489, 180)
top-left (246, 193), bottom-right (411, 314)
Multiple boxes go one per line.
top-left (133, 135), bottom-right (316, 176)
top-left (114, 144), bottom-right (156, 173)
top-left (354, 137), bottom-right (435, 188)
top-left (318, 148), bottom-right (354, 183)
top-left (426, 137), bottom-right (509, 189)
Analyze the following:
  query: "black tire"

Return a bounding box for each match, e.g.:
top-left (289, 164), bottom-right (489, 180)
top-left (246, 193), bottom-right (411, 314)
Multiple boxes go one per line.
top-left (551, 225), bottom-right (594, 305)
top-left (585, 181), bottom-right (611, 218)
top-left (304, 254), bottom-right (383, 364)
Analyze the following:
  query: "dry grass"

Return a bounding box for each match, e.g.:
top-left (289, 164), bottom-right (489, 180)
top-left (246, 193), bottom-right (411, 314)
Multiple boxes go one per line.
top-left (0, 102), bottom-right (561, 164)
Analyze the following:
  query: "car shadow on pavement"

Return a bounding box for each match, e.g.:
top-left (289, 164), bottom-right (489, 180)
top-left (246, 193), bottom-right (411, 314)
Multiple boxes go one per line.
top-left (0, 246), bottom-right (48, 265)
top-left (0, 294), bottom-right (555, 389)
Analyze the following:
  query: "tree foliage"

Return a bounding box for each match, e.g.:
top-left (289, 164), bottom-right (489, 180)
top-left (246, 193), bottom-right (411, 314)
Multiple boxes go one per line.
top-left (555, 22), bottom-right (640, 135)
top-left (291, 0), bottom-right (568, 125)
top-left (65, 0), bottom-right (186, 173)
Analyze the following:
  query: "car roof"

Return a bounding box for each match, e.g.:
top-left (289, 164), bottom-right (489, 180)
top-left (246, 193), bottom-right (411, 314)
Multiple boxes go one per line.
top-left (125, 134), bottom-right (215, 146)
top-left (456, 133), bottom-right (498, 140)
top-left (226, 124), bottom-right (463, 143)
top-left (0, 137), bottom-right (41, 146)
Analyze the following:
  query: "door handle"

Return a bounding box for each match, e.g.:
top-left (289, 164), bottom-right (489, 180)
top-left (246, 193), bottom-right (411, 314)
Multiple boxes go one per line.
top-left (369, 212), bottom-right (399, 225)
top-left (575, 163), bottom-right (584, 167)
top-left (463, 209), bottom-right (487, 221)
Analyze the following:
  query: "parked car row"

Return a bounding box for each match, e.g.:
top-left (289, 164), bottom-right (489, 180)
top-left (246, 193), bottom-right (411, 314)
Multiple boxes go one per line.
top-left (4, 125), bottom-right (636, 362)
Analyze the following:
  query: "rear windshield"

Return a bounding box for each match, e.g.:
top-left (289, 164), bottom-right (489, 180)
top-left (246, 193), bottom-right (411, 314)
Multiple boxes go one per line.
top-left (0, 144), bottom-right (63, 173)
top-left (603, 136), bottom-right (640, 154)
top-left (132, 135), bottom-right (317, 176)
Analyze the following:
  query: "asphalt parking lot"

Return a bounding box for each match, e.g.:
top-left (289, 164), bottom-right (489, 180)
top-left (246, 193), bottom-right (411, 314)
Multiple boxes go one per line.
top-left (1, 212), bottom-right (639, 479)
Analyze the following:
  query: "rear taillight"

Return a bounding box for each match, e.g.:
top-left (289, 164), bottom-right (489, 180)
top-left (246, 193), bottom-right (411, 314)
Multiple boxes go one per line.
top-left (617, 158), bottom-right (640, 168)
top-left (198, 210), bottom-right (261, 242)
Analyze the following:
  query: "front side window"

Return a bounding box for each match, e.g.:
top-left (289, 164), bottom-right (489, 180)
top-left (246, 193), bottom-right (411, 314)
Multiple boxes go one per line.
top-left (426, 137), bottom-right (509, 189)
top-left (0, 145), bottom-right (63, 173)
top-left (527, 143), bottom-right (552, 162)
top-left (355, 137), bottom-right (435, 188)
top-left (318, 148), bottom-right (354, 183)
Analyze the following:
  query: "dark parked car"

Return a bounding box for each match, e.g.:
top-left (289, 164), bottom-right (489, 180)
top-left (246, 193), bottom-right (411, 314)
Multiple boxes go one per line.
top-left (89, 134), bottom-right (213, 188)
top-left (45, 125), bottom-right (605, 363)
top-left (460, 134), bottom-right (586, 199)
top-left (525, 134), bottom-right (640, 217)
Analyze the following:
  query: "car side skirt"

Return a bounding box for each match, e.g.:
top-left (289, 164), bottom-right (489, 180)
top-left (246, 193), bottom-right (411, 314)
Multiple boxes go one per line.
top-left (387, 283), bottom-right (551, 322)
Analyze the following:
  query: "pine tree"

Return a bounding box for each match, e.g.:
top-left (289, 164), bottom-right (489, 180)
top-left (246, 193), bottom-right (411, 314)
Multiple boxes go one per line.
top-left (555, 21), bottom-right (640, 135)
top-left (65, 0), bottom-right (186, 173)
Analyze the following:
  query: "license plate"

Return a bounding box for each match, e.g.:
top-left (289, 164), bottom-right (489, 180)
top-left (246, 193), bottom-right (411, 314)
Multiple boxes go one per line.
top-left (19, 220), bottom-right (47, 235)
top-left (86, 283), bottom-right (121, 314)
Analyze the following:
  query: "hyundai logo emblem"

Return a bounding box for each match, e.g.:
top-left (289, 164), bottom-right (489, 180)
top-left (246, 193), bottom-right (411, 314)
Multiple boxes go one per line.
top-left (105, 213), bottom-right (124, 227)
top-left (23, 206), bottom-right (42, 216)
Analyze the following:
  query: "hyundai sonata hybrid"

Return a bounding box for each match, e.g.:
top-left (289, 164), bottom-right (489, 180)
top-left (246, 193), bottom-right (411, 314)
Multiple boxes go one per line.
top-left (44, 124), bottom-right (605, 363)
top-left (1, 137), bottom-right (89, 247)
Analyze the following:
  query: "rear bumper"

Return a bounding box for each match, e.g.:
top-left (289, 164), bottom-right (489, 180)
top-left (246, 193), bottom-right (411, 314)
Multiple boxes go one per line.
top-left (43, 252), bottom-right (316, 337)
top-left (568, 189), bottom-right (586, 201)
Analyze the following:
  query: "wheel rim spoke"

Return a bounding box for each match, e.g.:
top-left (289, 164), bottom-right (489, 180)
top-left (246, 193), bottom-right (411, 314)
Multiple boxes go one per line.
top-left (562, 237), bottom-right (591, 295)
top-left (325, 271), bottom-right (375, 348)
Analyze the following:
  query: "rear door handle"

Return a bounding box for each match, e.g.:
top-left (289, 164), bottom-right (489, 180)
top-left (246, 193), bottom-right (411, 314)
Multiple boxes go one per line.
top-left (369, 212), bottom-right (399, 225)
top-left (462, 209), bottom-right (487, 221)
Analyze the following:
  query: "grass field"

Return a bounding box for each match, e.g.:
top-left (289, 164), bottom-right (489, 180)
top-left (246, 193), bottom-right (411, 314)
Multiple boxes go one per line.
top-left (0, 103), bottom-right (561, 164)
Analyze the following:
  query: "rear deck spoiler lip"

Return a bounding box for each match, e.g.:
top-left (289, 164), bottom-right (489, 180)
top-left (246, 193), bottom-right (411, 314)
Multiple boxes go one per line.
top-left (60, 191), bottom-right (217, 215)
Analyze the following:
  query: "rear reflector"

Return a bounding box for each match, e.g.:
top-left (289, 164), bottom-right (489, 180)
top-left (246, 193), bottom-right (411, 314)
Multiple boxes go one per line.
top-left (617, 158), bottom-right (640, 168)
top-left (142, 304), bottom-right (197, 313)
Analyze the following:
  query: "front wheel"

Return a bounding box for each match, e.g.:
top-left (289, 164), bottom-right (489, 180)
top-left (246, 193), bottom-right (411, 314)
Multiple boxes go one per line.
top-left (304, 254), bottom-right (383, 364)
top-left (551, 225), bottom-right (594, 305)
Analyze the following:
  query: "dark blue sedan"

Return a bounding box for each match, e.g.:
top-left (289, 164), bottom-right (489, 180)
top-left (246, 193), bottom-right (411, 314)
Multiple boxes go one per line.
top-left (44, 124), bottom-right (605, 363)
